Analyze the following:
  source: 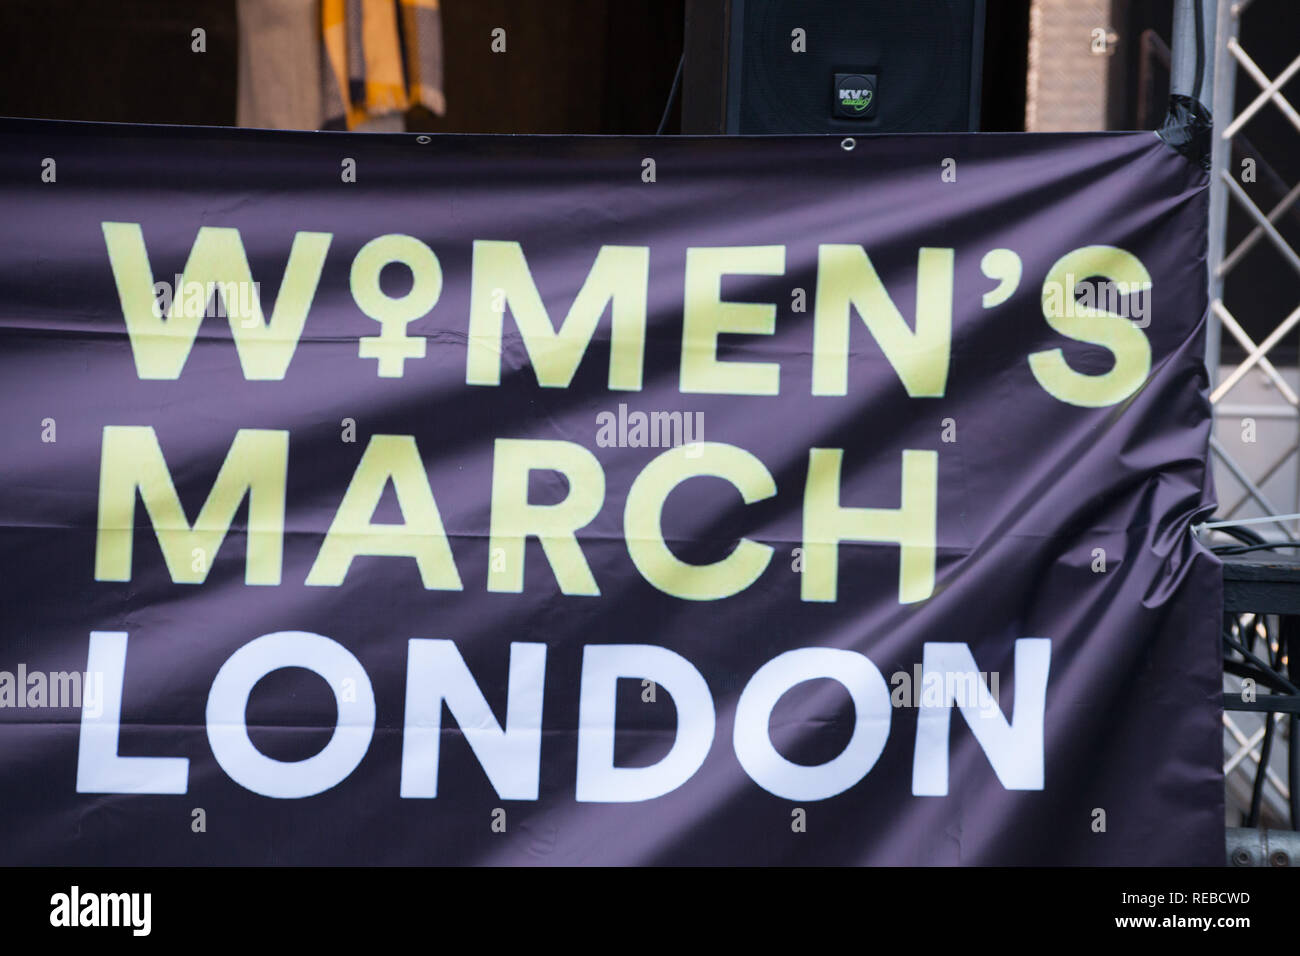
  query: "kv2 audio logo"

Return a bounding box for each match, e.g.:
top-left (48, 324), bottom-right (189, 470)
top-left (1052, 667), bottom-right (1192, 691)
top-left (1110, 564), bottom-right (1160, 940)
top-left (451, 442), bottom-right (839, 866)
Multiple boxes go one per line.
top-left (839, 87), bottom-right (872, 111)
top-left (833, 73), bottom-right (877, 119)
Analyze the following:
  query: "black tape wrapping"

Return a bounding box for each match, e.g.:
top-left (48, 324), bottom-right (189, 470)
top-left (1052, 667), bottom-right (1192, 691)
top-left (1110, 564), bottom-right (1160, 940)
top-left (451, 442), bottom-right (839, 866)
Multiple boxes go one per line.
top-left (1158, 93), bottom-right (1213, 171)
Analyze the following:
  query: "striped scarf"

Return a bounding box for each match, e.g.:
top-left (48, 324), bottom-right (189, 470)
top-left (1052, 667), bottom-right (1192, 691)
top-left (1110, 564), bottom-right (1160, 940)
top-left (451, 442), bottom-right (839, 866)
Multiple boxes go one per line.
top-left (322, 0), bottom-right (445, 129)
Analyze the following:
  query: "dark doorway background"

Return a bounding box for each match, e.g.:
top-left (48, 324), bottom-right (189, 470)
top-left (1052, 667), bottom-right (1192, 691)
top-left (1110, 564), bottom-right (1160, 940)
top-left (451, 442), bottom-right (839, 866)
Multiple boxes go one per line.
top-left (0, 0), bottom-right (1028, 134)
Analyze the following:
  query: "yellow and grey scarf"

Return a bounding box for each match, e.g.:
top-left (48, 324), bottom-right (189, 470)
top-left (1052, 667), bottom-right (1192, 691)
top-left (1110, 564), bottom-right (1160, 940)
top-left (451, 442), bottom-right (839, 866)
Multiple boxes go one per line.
top-left (322, 0), bottom-right (445, 130)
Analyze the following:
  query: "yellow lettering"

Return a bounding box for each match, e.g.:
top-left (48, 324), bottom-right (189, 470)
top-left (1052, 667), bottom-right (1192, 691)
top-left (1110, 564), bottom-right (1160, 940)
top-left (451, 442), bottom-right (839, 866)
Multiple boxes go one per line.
top-left (95, 426), bottom-right (288, 584)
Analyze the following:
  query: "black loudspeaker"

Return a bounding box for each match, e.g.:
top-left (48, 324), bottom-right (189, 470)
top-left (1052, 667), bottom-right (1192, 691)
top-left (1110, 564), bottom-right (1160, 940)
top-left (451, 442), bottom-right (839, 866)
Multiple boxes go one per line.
top-left (681, 0), bottom-right (985, 134)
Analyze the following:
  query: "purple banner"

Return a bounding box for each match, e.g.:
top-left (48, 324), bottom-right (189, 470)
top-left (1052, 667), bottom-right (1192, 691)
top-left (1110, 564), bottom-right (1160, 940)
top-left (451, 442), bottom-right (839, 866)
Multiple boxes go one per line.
top-left (0, 119), bottom-right (1222, 864)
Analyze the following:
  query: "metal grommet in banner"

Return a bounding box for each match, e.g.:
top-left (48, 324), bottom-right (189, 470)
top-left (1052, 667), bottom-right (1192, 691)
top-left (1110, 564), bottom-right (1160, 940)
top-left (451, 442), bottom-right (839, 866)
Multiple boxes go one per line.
top-left (416, 135), bottom-right (431, 144)
top-left (841, 137), bottom-right (855, 151)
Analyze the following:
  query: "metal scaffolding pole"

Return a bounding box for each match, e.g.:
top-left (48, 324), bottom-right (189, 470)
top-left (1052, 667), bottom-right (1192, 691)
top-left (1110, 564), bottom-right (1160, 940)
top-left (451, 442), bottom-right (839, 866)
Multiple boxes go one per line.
top-left (1171, 0), bottom-right (1217, 110)
top-left (1207, 0), bottom-right (1237, 385)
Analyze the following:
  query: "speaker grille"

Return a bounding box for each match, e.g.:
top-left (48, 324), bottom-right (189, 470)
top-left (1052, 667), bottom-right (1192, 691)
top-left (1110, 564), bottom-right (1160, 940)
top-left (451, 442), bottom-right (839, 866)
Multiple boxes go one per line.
top-left (736, 0), bottom-right (979, 133)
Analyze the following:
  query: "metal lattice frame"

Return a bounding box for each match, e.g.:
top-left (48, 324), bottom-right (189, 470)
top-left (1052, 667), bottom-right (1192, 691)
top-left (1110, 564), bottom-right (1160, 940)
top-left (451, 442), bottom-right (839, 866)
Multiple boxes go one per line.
top-left (1209, 0), bottom-right (1300, 529)
top-left (1206, 0), bottom-right (1300, 825)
